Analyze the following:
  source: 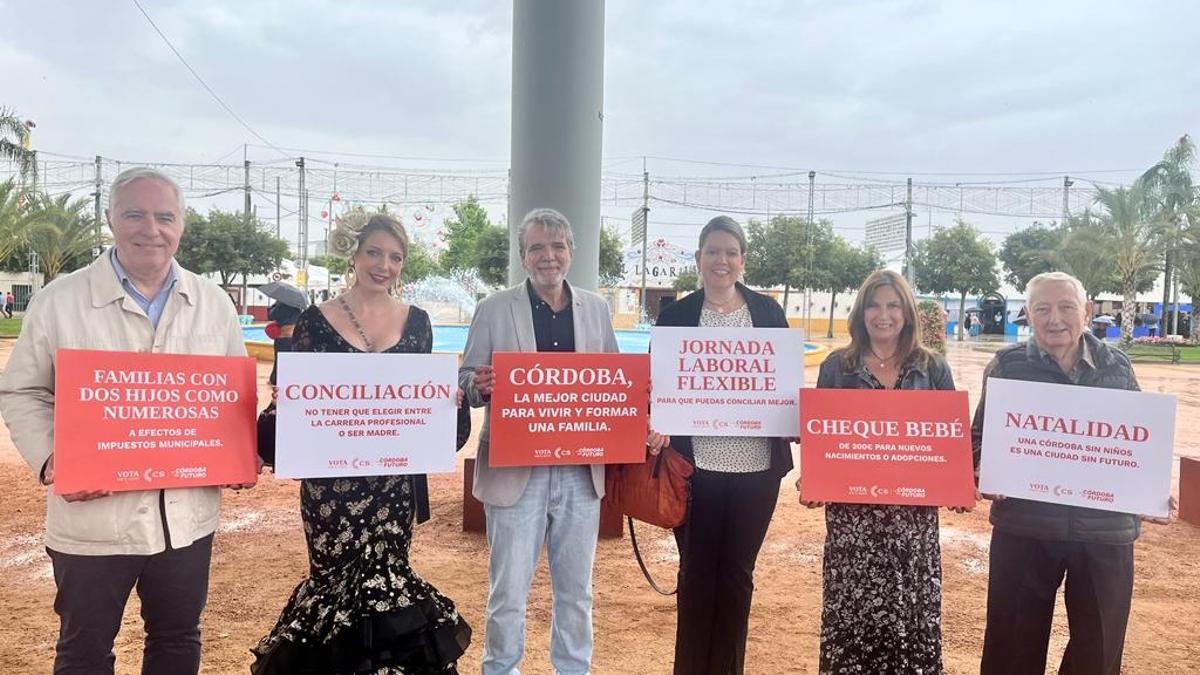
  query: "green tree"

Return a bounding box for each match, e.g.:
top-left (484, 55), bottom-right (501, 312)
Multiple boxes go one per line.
top-left (402, 240), bottom-right (440, 284)
top-left (823, 238), bottom-right (884, 337)
top-left (0, 107), bottom-right (36, 182)
top-left (309, 254), bottom-right (348, 275)
top-left (1049, 212), bottom-right (1159, 302)
top-left (1137, 135), bottom-right (1197, 333)
top-left (599, 225), bottom-right (625, 288)
top-left (0, 179), bottom-right (32, 267)
top-left (1053, 218), bottom-right (1119, 301)
top-left (177, 208), bottom-right (224, 277)
top-left (440, 196), bottom-right (492, 277)
top-left (998, 213), bottom-right (1153, 303)
top-left (474, 225), bottom-right (509, 287)
top-left (744, 219), bottom-right (786, 293)
top-left (998, 222), bottom-right (1063, 290)
top-left (1094, 186), bottom-right (1162, 344)
top-left (745, 216), bottom-right (833, 308)
top-left (1178, 218), bottom-right (1200, 343)
top-left (176, 208), bottom-right (288, 289)
top-left (26, 192), bottom-right (103, 284)
top-left (1178, 225), bottom-right (1200, 336)
top-left (672, 268), bottom-right (699, 293)
top-left (911, 219), bottom-right (999, 341)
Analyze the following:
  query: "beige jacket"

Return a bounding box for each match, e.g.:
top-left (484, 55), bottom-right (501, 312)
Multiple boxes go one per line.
top-left (0, 250), bottom-right (246, 555)
top-left (458, 281), bottom-right (619, 507)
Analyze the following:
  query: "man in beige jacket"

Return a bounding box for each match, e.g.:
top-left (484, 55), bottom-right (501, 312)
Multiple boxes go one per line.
top-left (0, 167), bottom-right (249, 674)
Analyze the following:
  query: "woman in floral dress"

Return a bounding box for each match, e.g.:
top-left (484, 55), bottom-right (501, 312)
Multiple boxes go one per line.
top-left (252, 214), bottom-right (471, 674)
top-left (802, 269), bottom-right (970, 674)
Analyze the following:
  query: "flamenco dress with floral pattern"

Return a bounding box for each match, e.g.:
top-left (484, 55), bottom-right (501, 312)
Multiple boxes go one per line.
top-left (251, 305), bottom-right (471, 674)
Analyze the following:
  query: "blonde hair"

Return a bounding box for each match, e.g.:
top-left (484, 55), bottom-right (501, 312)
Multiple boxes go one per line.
top-left (839, 269), bottom-right (928, 371)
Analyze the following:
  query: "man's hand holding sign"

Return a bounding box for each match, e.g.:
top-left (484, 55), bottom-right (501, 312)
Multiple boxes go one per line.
top-left (978, 378), bottom-right (1176, 519)
top-left (52, 349), bottom-right (259, 494)
top-left (488, 352), bottom-right (650, 466)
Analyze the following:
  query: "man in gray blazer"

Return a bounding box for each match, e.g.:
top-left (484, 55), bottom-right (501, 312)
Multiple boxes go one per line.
top-left (460, 208), bottom-right (619, 675)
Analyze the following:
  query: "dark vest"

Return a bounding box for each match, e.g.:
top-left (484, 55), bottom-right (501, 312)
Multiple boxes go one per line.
top-left (983, 333), bottom-right (1142, 544)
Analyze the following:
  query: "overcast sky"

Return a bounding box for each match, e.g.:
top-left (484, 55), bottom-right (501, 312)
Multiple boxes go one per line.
top-left (3, 0), bottom-right (1199, 253)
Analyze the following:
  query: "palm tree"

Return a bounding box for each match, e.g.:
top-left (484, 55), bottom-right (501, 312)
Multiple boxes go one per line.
top-left (1094, 186), bottom-right (1161, 344)
top-left (0, 179), bottom-right (33, 267)
top-left (1052, 212), bottom-right (1118, 301)
top-left (25, 192), bottom-right (103, 285)
top-left (1137, 135), bottom-right (1197, 333)
top-left (0, 107), bottom-right (36, 182)
top-left (1178, 214), bottom-right (1200, 343)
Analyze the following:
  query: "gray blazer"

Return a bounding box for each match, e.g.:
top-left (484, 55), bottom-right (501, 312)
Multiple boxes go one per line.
top-left (459, 281), bottom-right (620, 506)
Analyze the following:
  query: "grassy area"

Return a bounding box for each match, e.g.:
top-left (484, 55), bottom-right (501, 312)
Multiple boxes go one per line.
top-left (1123, 343), bottom-right (1200, 364)
top-left (0, 317), bottom-right (21, 338)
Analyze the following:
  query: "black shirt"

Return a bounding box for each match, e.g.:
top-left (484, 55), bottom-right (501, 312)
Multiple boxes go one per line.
top-left (527, 280), bottom-right (575, 352)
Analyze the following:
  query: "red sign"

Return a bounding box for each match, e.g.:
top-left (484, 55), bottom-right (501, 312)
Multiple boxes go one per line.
top-left (799, 388), bottom-right (976, 507)
top-left (488, 352), bottom-right (650, 466)
top-left (53, 349), bottom-right (259, 493)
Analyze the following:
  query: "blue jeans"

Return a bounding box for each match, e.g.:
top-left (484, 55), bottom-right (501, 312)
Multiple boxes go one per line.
top-left (482, 465), bottom-right (600, 675)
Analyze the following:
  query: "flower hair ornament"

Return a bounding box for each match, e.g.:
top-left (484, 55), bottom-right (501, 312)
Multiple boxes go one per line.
top-left (328, 215), bottom-right (365, 259)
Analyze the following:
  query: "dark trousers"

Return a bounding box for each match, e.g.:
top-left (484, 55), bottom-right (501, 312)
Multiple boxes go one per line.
top-left (673, 469), bottom-right (779, 675)
top-left (47, 534), bottom-right (214, 675)
top-left (980, 530), bottom-right (1134, 675)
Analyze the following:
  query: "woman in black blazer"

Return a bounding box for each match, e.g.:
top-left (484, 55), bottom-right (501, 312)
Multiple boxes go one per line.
top-left (653, 216), bottom-right (794, 675)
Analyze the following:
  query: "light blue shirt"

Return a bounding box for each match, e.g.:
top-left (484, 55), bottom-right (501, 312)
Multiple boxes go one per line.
top-left (110, 249), bottom-right (177, 330)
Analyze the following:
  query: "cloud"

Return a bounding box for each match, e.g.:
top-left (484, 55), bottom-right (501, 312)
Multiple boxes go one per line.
top-left (2, 0), bottom-right (1198, 247)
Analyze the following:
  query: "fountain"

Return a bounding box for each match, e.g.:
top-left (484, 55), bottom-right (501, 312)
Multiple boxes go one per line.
top-left (402, 275), bottom-right (480, 325)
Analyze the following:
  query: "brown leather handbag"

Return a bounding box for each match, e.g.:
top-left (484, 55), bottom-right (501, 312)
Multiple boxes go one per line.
top-left (604, 445), bottom-right (693, 529)
top-left (604, 445), bottom-right (694, 595)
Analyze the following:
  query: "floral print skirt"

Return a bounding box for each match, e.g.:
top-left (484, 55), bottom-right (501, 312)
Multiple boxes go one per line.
top-left (819, 503), bottom-right (942, 674)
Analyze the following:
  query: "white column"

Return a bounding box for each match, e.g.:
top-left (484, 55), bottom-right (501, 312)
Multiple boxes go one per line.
top-left (508, 0), bottom-right (605, 290)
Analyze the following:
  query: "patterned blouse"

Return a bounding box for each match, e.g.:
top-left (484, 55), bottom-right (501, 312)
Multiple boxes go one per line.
top-left (690, 305), bottom-right (773, 473)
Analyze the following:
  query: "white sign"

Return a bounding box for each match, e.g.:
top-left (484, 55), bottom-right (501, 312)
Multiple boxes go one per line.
top-left (650, 326), bottom-right (805, 436)
top-left (978, 378), bottom-right (1175, 517)
top-left (274, 352), bottom-right (459, 478)
top-left (864, 213), bottom-right (908, 252)
top-left (631, 206), bottom-right (647, 242)
top-left (621, 238), bottom-right (696, 287)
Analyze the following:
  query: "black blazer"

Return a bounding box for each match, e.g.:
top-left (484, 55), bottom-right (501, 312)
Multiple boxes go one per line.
top-left (655, 282), bottom-right (795, 478)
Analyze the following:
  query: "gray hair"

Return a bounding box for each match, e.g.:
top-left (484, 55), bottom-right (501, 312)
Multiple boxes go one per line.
top-left (698, 215), bottom-right (747, 254)
top-left (1025, 271), bottom-right (1088, 306)
top-left (518, 208), bottom-right (574, 254)
top-left (108, 167), bottom-right (185, 215)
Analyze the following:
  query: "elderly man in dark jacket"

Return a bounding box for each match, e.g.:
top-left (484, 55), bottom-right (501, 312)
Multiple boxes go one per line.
top-left (971, 271), bottom-right (1170, 675)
